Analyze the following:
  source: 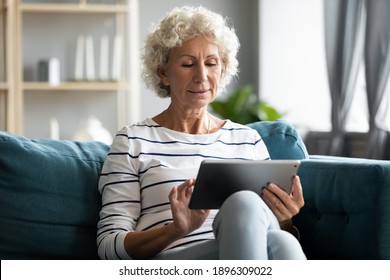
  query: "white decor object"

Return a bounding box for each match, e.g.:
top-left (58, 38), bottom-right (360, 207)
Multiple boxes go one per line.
top-left (99, 35), bottom-right (109, 81)
top-left (74, 35), bottom-right (84, 81)
top-left (112, 35), bottom-right (122, 81)
top-left (73, 116), bottom-right (113, 145)
top-left (38, 58), bottom-right (60, 85)
top-left (48, 58), bottom-right (60, 86)
top-left (85, 35), bottom-right (96, 81)
top-left (50, 117), bottom-right (60, 140)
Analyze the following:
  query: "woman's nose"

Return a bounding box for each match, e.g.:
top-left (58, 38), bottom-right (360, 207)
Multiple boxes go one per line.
top-left (193, 65), bottom-right (207, 83)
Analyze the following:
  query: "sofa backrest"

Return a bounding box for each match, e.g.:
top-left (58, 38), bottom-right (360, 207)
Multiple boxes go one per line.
top-left (0, 131), bottom-right (110, 259)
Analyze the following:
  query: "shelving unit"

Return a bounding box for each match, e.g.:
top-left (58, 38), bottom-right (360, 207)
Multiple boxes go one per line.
top-left (22, 81), bottom-right (128, 91)
top-left (20, 3), bottom-right (129, 14)
top-left (3, 0), bottom-right (140, 140)
top-left (0, 0), bottom-right (16, 132)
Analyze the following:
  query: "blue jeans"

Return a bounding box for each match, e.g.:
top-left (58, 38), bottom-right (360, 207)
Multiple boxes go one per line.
top-left (152, 191), bottom-right (307, 260)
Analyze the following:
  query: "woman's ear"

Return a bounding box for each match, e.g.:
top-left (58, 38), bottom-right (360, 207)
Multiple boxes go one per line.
top-left (157, 67), bottom-right (170, 86)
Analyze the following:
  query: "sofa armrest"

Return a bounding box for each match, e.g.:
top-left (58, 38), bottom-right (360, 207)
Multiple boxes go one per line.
top-left (294, 156), bottom-right (390, 259)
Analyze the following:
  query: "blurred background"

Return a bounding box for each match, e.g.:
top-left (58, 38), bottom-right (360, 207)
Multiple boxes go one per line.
top-left (1, 0), bottom-right (389, 159)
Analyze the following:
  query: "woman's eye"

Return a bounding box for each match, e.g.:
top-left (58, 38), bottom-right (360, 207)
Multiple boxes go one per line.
top-left (206, 60), bottom-right (218, 67)
top-left (182, 64), bottom-right (193, 68)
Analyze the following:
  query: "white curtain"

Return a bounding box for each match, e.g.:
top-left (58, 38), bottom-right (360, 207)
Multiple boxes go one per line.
top-left (324, 0), bottom-right (366, 156)
top-left (365, 0), bottom-right (390, 159)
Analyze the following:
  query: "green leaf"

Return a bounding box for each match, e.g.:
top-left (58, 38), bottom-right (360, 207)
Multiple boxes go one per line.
top-left (260, 102), bottom-right (283, 121)
top-left (210, 84), bottom-right (283, 124)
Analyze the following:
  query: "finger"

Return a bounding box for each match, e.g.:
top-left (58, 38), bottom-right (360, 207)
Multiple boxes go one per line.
top-left (292, 176), bottom-right (302, 195)
top-left (185, 184), bottom-right (194, 197)
top-left (263, 184), bottom-right (297, 219)
top-left (265, 183), bottom-right (291, 205)
top-left (185, 179), bottom-right (195, 189)
top-left (197, 209), bottom-right (211, 220)
top-left (176, 179), bottom-right (192, 198)
top-left (261, 190), bottom-right (285, 220)
top-left (177, 179), bottom-right (191, 192)
top-left (291, 176), bottom-right (304, 206)
top-left (267, 182), bottom-right (301, 217)
top-left (175, 179), bottom-right (196, 204)
top-left (169, 186), bottom-right (178, 203)
top-left (262, 187), bottom-right (286, 210)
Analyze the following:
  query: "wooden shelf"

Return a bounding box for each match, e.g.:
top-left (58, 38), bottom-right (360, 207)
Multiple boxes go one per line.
top-left (20, 3), bottom-right (128, 14)
top-left (2, 0), bottom-right (140, 136)
top-left (22, 81), bottom-right (128, 91)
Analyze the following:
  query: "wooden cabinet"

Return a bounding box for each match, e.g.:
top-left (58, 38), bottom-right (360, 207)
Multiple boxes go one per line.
top-left (2, 0), bottom-right (140, 140)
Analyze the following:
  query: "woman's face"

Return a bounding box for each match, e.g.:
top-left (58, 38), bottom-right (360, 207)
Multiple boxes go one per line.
top-left (158, 36), bottom-right (222, 111)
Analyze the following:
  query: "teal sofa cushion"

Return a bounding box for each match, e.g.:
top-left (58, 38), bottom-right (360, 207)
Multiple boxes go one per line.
top-left (295, 156), bottom-right (390, 259)
top-left (247, 120), bottom-right (309, 160)
top-left (0, 131), bottom-right (109, 259)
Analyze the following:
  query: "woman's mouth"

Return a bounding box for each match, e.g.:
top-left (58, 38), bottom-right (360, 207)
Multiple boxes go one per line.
top-left (188, 89), bottom-right (210, 94)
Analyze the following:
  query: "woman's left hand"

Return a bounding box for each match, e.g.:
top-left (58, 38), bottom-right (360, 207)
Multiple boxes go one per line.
top-left (261, 175), bottom-right (304, 223)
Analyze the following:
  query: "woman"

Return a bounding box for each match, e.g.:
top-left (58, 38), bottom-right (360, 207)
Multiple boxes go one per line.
top-left (97, 6), bottom-right (306, 260)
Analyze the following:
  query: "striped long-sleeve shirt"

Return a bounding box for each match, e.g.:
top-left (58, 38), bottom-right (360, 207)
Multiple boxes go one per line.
top-left (97, 118), bottom-right (270, 259)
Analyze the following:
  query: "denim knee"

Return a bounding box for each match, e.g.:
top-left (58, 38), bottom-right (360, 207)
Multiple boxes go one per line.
top-left (215, 191), bottom-right (270, 229)
top-left (223, 190), bottom-right (266, 214)
top-left (267, 230), bottom-right (307, 260)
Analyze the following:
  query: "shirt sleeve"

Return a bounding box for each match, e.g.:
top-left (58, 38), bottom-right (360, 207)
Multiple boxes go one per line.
top-left (96, 127), bottom-right (140, 260)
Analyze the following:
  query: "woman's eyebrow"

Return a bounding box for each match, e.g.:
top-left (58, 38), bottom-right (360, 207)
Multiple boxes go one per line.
top-left (179, 53), bottom-right (219, 59)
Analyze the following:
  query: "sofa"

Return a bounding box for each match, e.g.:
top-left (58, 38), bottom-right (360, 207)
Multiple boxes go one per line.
top-left (1, 120), bottom-right (390, 260)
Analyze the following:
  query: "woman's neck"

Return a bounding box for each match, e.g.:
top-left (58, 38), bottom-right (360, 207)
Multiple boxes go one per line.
top-left (160, 107), bottom-right (211, 134)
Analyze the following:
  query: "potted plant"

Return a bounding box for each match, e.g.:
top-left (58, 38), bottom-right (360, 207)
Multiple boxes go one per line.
top-left (210, 85), bottom-right (282, 124)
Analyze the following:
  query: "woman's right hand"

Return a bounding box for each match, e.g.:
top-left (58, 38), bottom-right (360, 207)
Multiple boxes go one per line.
top-left (168, 179), bottom-right (210, 238)
top-left (124, 179), bottom-right (209, 259)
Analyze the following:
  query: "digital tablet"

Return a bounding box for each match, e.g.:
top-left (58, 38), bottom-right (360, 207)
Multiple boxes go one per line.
top-left (189, 159), bottom-right (300, 209)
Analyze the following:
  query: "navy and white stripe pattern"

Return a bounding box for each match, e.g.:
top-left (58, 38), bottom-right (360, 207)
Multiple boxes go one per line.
top-left (97, 118), bottom-right (270, 259)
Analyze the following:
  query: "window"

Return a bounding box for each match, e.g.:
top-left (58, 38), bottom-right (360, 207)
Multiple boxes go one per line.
top-left (259, 0), bottom-right (390, 133)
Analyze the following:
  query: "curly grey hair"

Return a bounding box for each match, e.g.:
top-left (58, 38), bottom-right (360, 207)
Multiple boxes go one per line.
top-left (142, 6), bottom-right (240, 97)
